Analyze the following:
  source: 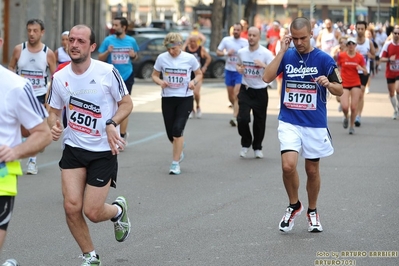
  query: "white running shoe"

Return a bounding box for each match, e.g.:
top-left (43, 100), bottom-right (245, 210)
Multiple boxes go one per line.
top-left (123, 132), bottom-right (129, 145)
top-left (230, 118), bottom-right (237, 127)
top-left (169, 163), bottom-right (181, 175)
top-left (307, 211), bottom-right (323, 232)
top-left (196, 107), bottom-right (202, 119)
top-left (2, 259), bottom-right (20, 266)
top-left (392, 111), bottom-right (397, 120)
top-left (254, 150), bottom-right (264, 159)
top-left (26, 159), bottom-right (38, 175)
top-left (240, 147), bottom-right (248, 158)
top-left (119, 132), bottom-right (129, 152)
top-left (279, 202), bottom-right (304, 232)
top-left (79, 254), bottom-right (101, 266)
top-left (343, 117), bottom-right (348, 129)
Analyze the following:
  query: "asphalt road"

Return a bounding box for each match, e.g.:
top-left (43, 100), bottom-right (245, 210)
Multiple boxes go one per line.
top-left (2, 70), bottom-right (399, 266)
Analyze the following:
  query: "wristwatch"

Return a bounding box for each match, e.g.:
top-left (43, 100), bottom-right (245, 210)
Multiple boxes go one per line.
top-left (106, 119), bottom-right (117, 127)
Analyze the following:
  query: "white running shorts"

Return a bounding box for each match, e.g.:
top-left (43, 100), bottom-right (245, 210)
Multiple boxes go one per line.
top-left (278, 120), bottom-right (334, 159)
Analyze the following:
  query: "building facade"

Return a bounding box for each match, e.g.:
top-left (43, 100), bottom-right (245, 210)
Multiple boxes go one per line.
top-left (257, 0), bottom-right (395, 25)
top-left (1, 0), bottom-right (107, 64)
top-left (1, 0), bottom-right (398, 63)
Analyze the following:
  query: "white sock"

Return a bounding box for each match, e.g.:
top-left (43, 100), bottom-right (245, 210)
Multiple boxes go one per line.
top-left (114, 205), bottom-right (122, 220)
top-left (396, 95), bottom-right (399, 110)
top-left (89, 250), bottom-right (96, 258)
top-left (390, 96), bottom-right (397, 110)
top-left (29, 157), bottom-right (36, 163)
top-left (172, 161), bottom-right (179, 165)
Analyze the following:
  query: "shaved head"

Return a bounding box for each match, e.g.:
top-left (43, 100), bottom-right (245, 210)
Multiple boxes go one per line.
top-left (248, 26), bottom-right (260, 36)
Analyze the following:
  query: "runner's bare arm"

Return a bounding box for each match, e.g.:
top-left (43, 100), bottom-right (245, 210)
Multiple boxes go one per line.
top-left (368, 39), bottom-right (376, 59)
top-left (98, 45), bottom-right (113, 62)
top-left (1, 120), bottom-right (51, 162)
top-left (113, 95), bottom-right (133, 125)
top-left (47, 49), bottom-right (57, 76)
top-left (47, 107), bottom-right (63, 141)
top-left (54, 49), bottom-right (59, 63)
top-left (152, 69), bottom-right (169, 89)
top-left (202, 47), bottom-right (212, 71)
top-left (263, 35), bottom-right (291, 83)
top-left (8, 45), bottom-right (21, 72)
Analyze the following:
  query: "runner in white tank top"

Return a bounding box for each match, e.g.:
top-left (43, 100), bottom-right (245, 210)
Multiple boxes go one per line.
top-left (15, 42), bottom-right (50, 97)
top-left (354, 21), bottom-right (376, 127)
top-left (316, 19), bottom-right (341, 56)
top-left (8, 19), bottom-right (57, 175)
top-left (55, 31), bottom-right (71, 64)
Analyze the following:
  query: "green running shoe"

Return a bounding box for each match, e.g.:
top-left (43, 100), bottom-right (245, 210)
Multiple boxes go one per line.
top-left (112, 196), bottom-right (131, 242)
top-left (80, 254), bottom-right (101, 266)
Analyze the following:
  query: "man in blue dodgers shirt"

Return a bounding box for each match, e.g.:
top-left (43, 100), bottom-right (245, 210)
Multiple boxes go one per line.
top-left (99, 16), bottom-right (139, 148)
top-left (263, 17), bottom-right (343, 233)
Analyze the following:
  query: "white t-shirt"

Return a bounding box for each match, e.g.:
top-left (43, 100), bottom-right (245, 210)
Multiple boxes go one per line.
top-left (154, 51), bottom-right (200, 97)
top-left (49, 59), bottom-right (128, 152)
top-left (375, 31), bottom-right (388, 50)
top-left (217, 36), bottom-right (248, 71)
top-left (237, 45), bottom-right (274, 88)
top-left (0, 65), bottom-right (48, 148)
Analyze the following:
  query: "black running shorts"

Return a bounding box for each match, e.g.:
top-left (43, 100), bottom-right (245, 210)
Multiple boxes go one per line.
top-left (124, 72), bottom-right (135, 95)
top-left (59, 145), bottom-right (118, 188)
top-left (358, 73), bottom-right (370, 87)
top-left (0, 196), bottom-right (15, 230)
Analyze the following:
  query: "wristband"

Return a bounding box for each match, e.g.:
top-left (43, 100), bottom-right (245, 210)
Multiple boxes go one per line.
top-left (106, 119), bottom-right (117, 127)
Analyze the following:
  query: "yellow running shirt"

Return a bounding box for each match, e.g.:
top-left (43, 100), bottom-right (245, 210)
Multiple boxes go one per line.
top-left (0, 161), bottom-right (23, 196)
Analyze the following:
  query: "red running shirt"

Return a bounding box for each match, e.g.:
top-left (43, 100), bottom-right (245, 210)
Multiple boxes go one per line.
top-left (380, 41), bottom-right (399, 79)
top-left (337, 52), bottom-right (365, 88)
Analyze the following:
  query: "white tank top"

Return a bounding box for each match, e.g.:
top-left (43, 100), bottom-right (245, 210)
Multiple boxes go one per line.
top-left (321, 30), bottom-right (338, 55)
top-left (17, 42), bottom-right (49, 96)
top-left (356, 38), bottom-right (371, 73)
top-left (57, 46), bottom-right (71, 63)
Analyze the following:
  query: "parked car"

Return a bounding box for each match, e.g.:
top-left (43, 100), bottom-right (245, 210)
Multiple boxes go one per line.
top-left (131, 33), bottom-right (225, 80)
top-left (126, 27), bottom-right (167, 36)
top-left (149, 20), bottom-right (177, 31)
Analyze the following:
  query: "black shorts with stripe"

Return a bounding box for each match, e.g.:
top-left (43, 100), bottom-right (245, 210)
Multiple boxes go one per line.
top-left (59, 144), bottom-right (118, 188)
top-left (0, 196), bottom-right (15, 230)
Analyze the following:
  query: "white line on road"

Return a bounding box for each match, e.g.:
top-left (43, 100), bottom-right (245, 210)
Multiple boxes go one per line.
top-left (30, 132), bottom-right (165, 170)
